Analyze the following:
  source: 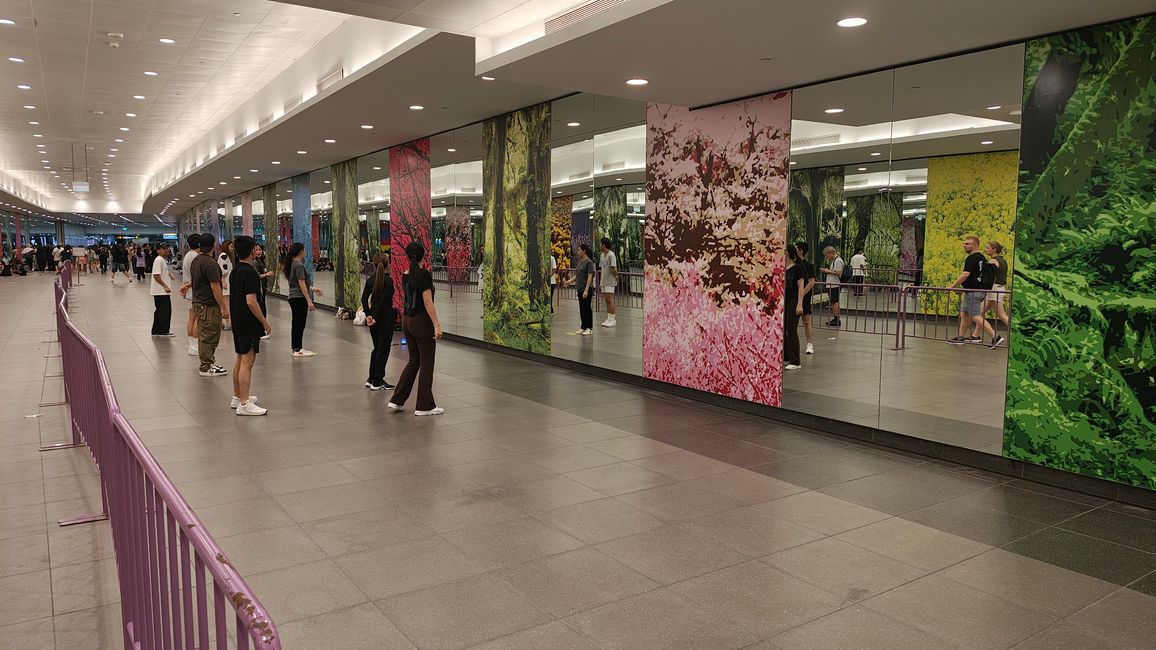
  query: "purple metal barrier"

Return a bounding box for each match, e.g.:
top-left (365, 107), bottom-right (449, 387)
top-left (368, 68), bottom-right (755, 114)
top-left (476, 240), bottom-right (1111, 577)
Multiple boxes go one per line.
top-left (50, 277), bottom-right (282, 650)
top-left (896, 285), bottom-right (1012, 348)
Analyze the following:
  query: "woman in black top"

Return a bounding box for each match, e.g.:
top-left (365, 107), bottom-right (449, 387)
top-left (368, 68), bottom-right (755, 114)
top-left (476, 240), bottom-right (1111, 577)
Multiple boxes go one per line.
top-left (387, 242), bottom-right (443, 415)
top-left (783, 246), bottom-right (806, 370)
top-left (362, 254), bottom-right (396, 391)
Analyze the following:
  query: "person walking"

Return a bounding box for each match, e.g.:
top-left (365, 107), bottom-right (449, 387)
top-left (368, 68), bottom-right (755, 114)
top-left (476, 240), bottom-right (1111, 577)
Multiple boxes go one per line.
top-left (149, 243), bottom-right (177, 337)
top-left (819, 246), bottom-right (845, 326)
top-left (947, 235), bottom-right (997, 346)
top-left (784, 245), bottom-right (806, 370)
top-left (253, 244), bottom-right (274, 339)
top-left (188, 234), bottom-right (229, 376)
top-left (981, 240), bottom-right (1010, 348)
top-left (52, 244), bottom-right (63, 271)
top-left (598, 238), bottom-right (619, 327)
top-left (795, 242), bottom-right (817, 355)
top-left (282, 242), bottom-right (322, 356)
top-left (361, 254), bottom-right (396, 391)
top-left (229, 236), bottom-right (270, 415)
top-left (96, 245), bottom-right (109, 275)
top-left (179, 234), bottom-right (202, 356)
top-left (110, 244), bottom-right (132, 283)
top-left (133, 246), bottom-right (147, 282)
top-left (388, 241), bottom-right (443, 416)
top-left (218, 239), bottom-right (234, 331)
top-left (571, 243), bottom-right (596, 335)
top-left (850, 247), bottom-right (868, 296)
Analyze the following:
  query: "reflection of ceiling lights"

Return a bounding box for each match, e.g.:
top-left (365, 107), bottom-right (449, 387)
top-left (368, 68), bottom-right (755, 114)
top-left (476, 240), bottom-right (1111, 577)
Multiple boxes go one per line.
top-left (324, 139), bottom-right (336, 143)
top-left (789, 161), bottom-right (796, 165)
top-left (986, 105), bottom-right (1002, 110)
top-left (567, 122), bottom-right (580, 127)
top-left (824, 108), bottom-right (844, 114)
top-left (297, 150), bottom-right (307, 154)
top-left (120, 127), bottom-right (130, 131)
top-left (360, 125), bottom-right (373, 130)
top-left (323, 180), bottom-right (330, 184)
top-left (980, 140), bottom-right (994, 145)
top-left (837, 17), bottom-right (867, 27)
top-left (857, 167), bottom-right (867, 171)
top-left (144, 71), bottom-right (158, 76)
top-left (372, 166), bottom-right (381, 170)
top-left (16, 83), bottom-right (30, 90)
top-left (132, 95), bottom-right (145, 100)
top-left (481, 76), bottom-right (494, 81)
top-left (159, 38), bottom-right (175, 44)
top-left (447, 148), bottom-right (456, 152)
top-left (23, 105), bottom-right (34, 109)
top-left (8, 56), bottom-right (23, 62)
top-left (0, 19), bottom-right (15, 26)
top-left (250, 169), bottom-right (258, 173)
top-left (870, 152), bottom-right (882, 156)
top-left (409, 105), bottom-right (424, 110)
top-left (271, 161), bottom-right (280, 165)
top-left (625, 78), bottom-right (648, 86)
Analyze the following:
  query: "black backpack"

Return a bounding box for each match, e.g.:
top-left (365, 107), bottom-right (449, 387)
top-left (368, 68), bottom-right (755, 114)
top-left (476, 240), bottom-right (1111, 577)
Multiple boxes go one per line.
top-left (837, 258), bottom-right (853, 283)
top-left (976, 259), bottom-right (996, 290)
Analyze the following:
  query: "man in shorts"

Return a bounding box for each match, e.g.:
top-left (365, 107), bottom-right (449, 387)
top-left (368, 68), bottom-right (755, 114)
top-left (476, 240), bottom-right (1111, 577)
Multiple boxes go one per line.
top-left (229, 236), bottom-right (271, 415)
top-left (178, 234), bottom-right (202, 356)
top-left (794, 242), bottom-right (817, 354)
top-left (188, 234), bottom-right (229, 376)
top-left (599, 237), bottom-right (619, 328)
top-left (819, 246), bottom-right (844, 327)
top-left (947, 235), bottom-right (996, 345)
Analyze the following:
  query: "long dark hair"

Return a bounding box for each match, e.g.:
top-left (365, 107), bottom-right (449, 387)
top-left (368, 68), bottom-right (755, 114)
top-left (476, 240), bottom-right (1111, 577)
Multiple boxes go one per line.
top-left (405, 241), bottom-right (424, 277)
top-left (281, 242), bottom-right (305, 280)
top-left (370, 253), bottom-right (388, 307)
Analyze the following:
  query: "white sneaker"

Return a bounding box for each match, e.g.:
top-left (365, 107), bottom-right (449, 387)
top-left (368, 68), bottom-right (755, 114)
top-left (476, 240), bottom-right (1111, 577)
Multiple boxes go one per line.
top-left (785, 364), bottom-right (802, 371)
top-left (292, 349), bottom-right (317, 357)
top-left (235, 401), bottom-right (268, 416)
top-left (387, 402), bottom-right (403, 411)
top-left (805, 343), bottom-right (814, 355)
top-left (602, 319), bottom-right (616, 327)
top-left (414, 407), bottom-right (444, 416)
top-left (260, 332), bottom-right (270, 340)
top-left (580, 329), bottom-right (593, 336)
top-left (188, 346), bottom-right (198, 357)
top-left (230, 395), bottom-right (258, 409)
top-left (198, 366), bottom-right (228, 377)
top-left (574, 329), bottom-right (585, 335)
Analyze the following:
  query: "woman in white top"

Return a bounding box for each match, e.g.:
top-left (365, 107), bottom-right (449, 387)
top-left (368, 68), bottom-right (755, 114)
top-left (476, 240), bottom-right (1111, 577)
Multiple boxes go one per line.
top-left (218, 239), bottom-right (234, 330)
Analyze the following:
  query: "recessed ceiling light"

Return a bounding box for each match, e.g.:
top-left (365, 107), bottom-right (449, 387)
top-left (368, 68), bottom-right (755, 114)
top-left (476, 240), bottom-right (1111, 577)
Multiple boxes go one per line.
top-left (409, 105), bottom-right (424, 111)
top-left (144, 71), bottom-right (158, 76)
top-left (824, 108), bottom-right (844, 114)
top-left (857, 167), bottom-right (867, 171)
top-left (32, 133), bottom-right (42, 138)
top-left (125, 112), bottom-right (136, 117)
top-left (447, 148), bottom-right (456, 152)
top-left (219, 181), bottom-right (227, 185)
top-left (249, 169), bottom-right (258, 172)
top-left (986, 105), bottom-right (1002, 110)
top-left (119, 127), bottom-right (130, 131)
top-left (233, 176), bottom-right (241, 179)
top-left (41, 159), bottom-right (48, 162)
top-left (360, 124), bottom-right (373, 129)
top-left (481, 76), bottom-right (495, 81)
top-left (189, 194), bottom-right (195, 197)
top-left (625, 78), bottom-right (648, 86)
top-left (16, 83), bottom-right (29, 90)
top-left (7, 56), bottom-right (23, 63)
top-left (0, 19), bottom-right (15, 26)
top-left (28, 121), bottom-right (38, 125)
top-left (980, 140), bottom-right (994, 145)
top-left (35, 144), bottom-right (44, 147)
top-left (110, 148), bottom-right (118, 151)
top-left (22, 105), bottom-right (34, 109)
top-left (324, 139), bottom-right (335, 143)
top-left (271, 161), bottom-right (280, 164)
top-left (132, 95), bottom-right (145, 100)
top-left (296, 150), bottom-right (307, 154)
top-left (107, 154), bottom-right (116, 157)
top-left (114, 138), bottom-right (124, 142)
top-left (323, 180), bottom-right (330, 184)
top-left (565, 121), bottom-right (582, 127)
top-left (197, 191), bottom-right (203, 194)
top-left (870, 152), bottom-right (882, 156)
top-left (837, 17), bottom-right (868, 27)
top-left (372, 166), bottom-right (381, 170)
top-left (789, 161), bottom-right (797, 165)
top-left (158, 38), bottom-right (175, 44)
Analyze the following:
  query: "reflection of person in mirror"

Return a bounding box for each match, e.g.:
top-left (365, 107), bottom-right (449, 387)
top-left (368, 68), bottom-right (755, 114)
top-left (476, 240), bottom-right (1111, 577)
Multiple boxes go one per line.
top-left (978, 241), bottom-right (1009, 349)
top-left (599, 237), bottom-right (618, 328)
top-left (783, 246), bottom-right (806, 370)
top-left (820, 246), bottom-right (843, 327)
top-left (549, 253), bottom-right (558, 314)
top-left (946, 235), bottom-right (997, 346)
top-left (850, 248), bottom-right (868, 296)
top-left (794, 242), bottom-right (816, 355)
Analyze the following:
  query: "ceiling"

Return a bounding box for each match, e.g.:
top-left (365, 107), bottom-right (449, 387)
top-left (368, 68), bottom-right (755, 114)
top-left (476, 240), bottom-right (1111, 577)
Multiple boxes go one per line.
top-left (480, 0), bottom-right (1156, 108)
top-left (272, 0), bottom-right (586, 38)
top-left (0, 0), bottom-right (347, 218)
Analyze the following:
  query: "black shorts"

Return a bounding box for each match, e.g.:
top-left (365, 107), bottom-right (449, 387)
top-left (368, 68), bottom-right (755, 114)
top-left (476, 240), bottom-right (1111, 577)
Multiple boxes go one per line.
top-left (233, 335), bottom-right (261, 355)
top-left (802, 294), bottom-right (813, 315)
top-left (828, 287), bottom-right (841, 304)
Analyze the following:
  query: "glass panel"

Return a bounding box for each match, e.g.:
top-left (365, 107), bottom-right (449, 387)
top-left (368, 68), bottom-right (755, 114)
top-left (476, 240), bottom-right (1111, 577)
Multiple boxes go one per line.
top-left (310, 167), bottom-right (334, 304)
top-left (436, 123), bottom-right (483, 338)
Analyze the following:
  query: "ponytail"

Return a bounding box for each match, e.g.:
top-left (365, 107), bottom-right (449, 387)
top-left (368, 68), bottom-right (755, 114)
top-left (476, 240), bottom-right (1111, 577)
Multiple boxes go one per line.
top-left (282, 242), bottom-right (304, 281)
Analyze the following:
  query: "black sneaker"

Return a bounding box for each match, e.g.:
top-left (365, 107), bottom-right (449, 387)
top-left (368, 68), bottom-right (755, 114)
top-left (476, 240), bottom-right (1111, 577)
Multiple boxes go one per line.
top-left (990, 335), bottom-right (1005, 349)
top-left (947, 337), bottom-right (966, 345)
top-left (966, 336), bottom-right (982, 342)
top-left (198, 366), bottom-right (228, 377)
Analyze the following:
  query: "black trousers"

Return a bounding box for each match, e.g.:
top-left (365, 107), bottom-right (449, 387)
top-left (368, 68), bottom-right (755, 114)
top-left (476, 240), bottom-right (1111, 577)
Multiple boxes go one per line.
top-left (152, 295), bottom-right (172, 335)
top-left (578, 291), bottom-right (593, 330)
top-left (135, 265), bottom-right (147, 281)
top-left (289, 297), bottom-right (308, 351)
top-left (367, 315), bottom-right (395, 383)
top-left (783, 308), bottom-right (801, 366)
top-left (392, 313), bottom-right (436, 411)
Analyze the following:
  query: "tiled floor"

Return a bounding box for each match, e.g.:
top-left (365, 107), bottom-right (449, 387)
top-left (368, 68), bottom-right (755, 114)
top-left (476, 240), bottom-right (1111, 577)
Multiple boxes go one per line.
top-left (2, 271), bottom-right (1155, 650)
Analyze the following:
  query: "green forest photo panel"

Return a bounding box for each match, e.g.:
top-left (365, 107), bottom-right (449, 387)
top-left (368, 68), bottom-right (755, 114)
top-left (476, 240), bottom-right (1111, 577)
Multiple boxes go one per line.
top-left (1004, 16), bottom-right (1156, 490)
top-left (482, 102), bottom-right (553, 354)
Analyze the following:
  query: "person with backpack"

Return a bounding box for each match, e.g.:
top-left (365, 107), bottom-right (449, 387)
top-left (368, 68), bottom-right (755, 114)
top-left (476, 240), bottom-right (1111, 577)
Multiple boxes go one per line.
top-left (819, 246), bottom-right (848, 327)
top-left (946, 235), bottom-right (997, 345)
top-left (977, 241), bottom-right (1010, 349)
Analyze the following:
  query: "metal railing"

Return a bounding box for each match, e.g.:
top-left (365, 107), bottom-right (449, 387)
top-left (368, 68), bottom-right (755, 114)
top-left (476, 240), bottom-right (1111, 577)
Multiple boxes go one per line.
top-left (47, 262), bottom-right (281, 650)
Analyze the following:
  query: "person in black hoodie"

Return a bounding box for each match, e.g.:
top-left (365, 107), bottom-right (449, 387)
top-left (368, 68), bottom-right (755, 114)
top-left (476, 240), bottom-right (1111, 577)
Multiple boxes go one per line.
top-left (361, 253), bottom-right (396, 390)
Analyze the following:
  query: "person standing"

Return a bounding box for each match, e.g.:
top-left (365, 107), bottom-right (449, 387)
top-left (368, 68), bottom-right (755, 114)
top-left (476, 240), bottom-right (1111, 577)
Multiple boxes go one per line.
top-left (52, 244), bottom-right (63, 271)
top-left (947, 235), bottom-right (997, 345)
top-left (282, 242), bottom-right (322, 357)
top-left (981, 241), bottom-right (1010, 348)
top-left (179, 234), bottom-right (202, 356)
top-left (149, 243), bottom-right (177, 337)
top-left (571, 244), bottom-right (596, 335)
top-left (794, 242), bottom-right (817, 355)
top-left (110, 244), bottom-right (132, 283)
top-left (819, 246), bottom-right (844, 327)
top-left (253, 244), bottom-right (274, 339)
top-left (598, 238), bottom-right (619, 327)
top-left (361, 254), bottom-right (396, 391)
top-left (783, 245), bottom-right (806, 370)
top-left (188, 234), bottom-right (229, 376)
top-left (388, 241), bottom-right (443, 416)
top-left (133, 246), bottom-right (147, 282)
top-left (229, 236), bottom-right (270, 415)
top-left (850, 247), bottom-right (868, 296)
top-left (218, 240), bottom-right (234, 331)
top-left (549, 253), bottom-right (558, 314)
top-left (96, 245), bottom-right (109, 275)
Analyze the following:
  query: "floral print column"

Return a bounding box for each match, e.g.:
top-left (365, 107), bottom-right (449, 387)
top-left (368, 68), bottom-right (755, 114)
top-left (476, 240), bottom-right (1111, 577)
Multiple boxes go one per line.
top-left (388, 138), bottom-right (432, 314)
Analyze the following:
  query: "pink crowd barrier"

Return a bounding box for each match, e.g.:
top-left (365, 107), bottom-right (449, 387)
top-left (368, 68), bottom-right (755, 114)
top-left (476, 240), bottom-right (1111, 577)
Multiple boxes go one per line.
top-left (48, 265), bottom-right (281, 650)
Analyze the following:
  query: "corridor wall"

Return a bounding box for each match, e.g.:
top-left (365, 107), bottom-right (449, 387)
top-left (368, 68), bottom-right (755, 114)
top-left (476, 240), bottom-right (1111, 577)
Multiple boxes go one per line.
top-left (388, 137), bottom-right (432, 315)
top-left (1004, 15), bottom-right (1156, 491)
top-left (481, 101), bottom-right (553, 355)
top-left (642, 93), bottom-right (792, 407)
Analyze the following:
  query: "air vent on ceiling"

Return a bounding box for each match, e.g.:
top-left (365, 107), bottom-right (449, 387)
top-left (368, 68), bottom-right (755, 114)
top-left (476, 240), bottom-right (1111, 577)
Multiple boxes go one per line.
top-left (284, 94), bottom-right (303, 113)
top-left (258, 113), bottom-right (274, 129)
top-left (601, 161), bottom-right (626, 171)
top-left (461, 186), bottom-right (476, 194)
top-left (793, 134), bottom-right (841, 147)
top-left (545, 0), bottom-right (628, 35)
top-left (568, 172), bottom-right (590, 181)
top-left (317, 68), bottom-right (344, 93)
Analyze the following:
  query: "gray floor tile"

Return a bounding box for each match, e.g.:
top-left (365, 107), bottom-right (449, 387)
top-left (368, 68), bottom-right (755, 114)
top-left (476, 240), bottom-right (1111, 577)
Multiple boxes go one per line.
top-left (216, 524), bottom-right (328, 575)
top-left (763, 537), bottom-right (927, 603)
top-left (818, 464), bottom-right (997, 515)
top-left (0, 617), bottom-right (55, 649)
top-left (771, 605), bottom-right (955, 650)
top-left (498, 547), bottom-right (659, 617)
top-left (753, 491), bottom-right (890, 535)
top-left (51, 603), bottom-right (124, 650)
top-left (614, 482), bottom-right (742, 521)
top-left (1003, 527), bottom-right (1156, 586)
top-left (468, 621), bottom-right (601, 650)
top-left (277, 603), bottom-right (417, 649)
top-left (442, 516), bottom-right (585, 570)
top-left (595, 525), bottom-right (748, 585)
top-left (562, 589), bottom-right (758, 650)
top-left (486, 475), bottom-right (606, 513)
top-left (564, 462), bottom-right (675, 496)
top-left (300, 506), bottom-right (436, 557)
top-left (0, 570), bottom-right (53, 626)
top-left (1058, 507), bottom-right (1156, 554)
top-left (333, 536), bottom-right (486, 600)
top-left (245, 559), bottom-right (369, 624)
top-left (536, 498), bottom-right (665, 545)
top-left (682, 505), bottom-right (824, 557)
top-left (399, 489), bottom-right (523, 533)
top-left (517, 445), bottom-right (621, 473)
top-left (939, 549), bottom-right (1117, 617)
top-left (628, 450), bottom-right (733, 480)
top-left (50, 558), bottom-right (120, 615)
top-left (0, 533), bottom-right (50, 577)
top-left (901, 496), bottom-right (1047, 546)
top-left (1011, 621), bottom-right (1131, 650)
top-left (835, 516), bottom-right (992, 571)
top-left (1064, 588), bottom-right (1156, 650)
top-left (686, 468), bottom-right (808, 505)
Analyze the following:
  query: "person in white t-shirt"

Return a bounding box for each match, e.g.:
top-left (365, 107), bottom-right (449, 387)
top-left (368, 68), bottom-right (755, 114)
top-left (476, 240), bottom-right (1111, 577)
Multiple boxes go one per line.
top-left (598, 237), bottom-right (618, 327)
top-left (178, 234), bottom-right (203, 356)
top-left (820, 246), bottom-right (844, 327)
top-left (549, 253), bottom-right (558, 314)
top-left (150, 243), bottom-right (177, 336)
top-left (218, 239), bottom-right (234, 331)
top-left (849, 248), bottom-right (868, 297)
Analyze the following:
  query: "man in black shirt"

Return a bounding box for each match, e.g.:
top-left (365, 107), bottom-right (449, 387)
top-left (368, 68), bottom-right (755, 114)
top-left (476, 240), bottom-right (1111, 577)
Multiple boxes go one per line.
top-left (229, 236), bottom-right (271, 415)
top-left (946, 235), bottom-right (996, 345)
top-left (794, 242), bottom-right (817, 355)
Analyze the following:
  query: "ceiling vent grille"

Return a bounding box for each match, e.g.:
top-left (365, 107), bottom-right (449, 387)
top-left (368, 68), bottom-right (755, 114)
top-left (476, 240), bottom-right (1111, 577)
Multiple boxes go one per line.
top-left (793, 134), bottom-right (841, 147)
top-left (546, 0), bottom-right (628, 35)
top-left (317, 68), bottom-right (344, 93)
top-left (258, 113), bottom-right (274, 129)
top-left (284, 94), bottom-right (303, 113)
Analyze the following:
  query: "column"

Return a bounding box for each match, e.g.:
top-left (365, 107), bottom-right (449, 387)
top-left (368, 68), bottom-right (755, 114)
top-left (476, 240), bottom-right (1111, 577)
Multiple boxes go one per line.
top-left (366, 208), bottom-right (381, 253)
top-left (331, 159), bottom-right (359, 311)
top-left (15, 213), bottom-right (22, 249)
top-left (292, 173), bottom-right (312, 271)
top-left (223, 200), bottom-right (235, 243)
top-left (55, 220), bottom-right (65, 246)
top-left (262, 184), bottom-right (280, 295)
top-left (241, 191), bottom-right (253, 236)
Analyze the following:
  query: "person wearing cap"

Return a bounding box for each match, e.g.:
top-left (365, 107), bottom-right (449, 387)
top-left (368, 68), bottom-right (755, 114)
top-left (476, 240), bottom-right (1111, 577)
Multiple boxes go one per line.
top-left (150, 243), bottom-right (178, 337)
